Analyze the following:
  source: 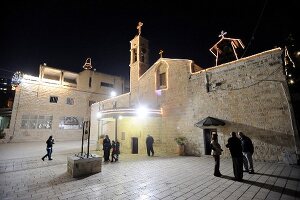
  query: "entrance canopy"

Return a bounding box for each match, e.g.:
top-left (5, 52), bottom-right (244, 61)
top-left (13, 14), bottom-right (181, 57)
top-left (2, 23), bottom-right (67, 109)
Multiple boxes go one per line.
top-left (195, 116), bottom-right (225, 128)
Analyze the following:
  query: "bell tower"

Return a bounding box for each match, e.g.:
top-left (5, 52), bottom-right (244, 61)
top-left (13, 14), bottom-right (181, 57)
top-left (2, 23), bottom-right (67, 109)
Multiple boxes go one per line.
top-left (129, 22), bottom-right (149, 93)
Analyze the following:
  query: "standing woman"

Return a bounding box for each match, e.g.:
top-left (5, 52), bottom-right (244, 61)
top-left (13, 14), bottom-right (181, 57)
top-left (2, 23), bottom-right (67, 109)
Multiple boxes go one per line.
top-left (42, 135), bottom-right (55, 161)
top-left (211, 133), bottom-right (223, 177)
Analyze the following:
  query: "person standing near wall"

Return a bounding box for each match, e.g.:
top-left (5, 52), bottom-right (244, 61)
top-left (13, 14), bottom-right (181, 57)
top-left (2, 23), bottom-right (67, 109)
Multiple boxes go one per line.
top-left (146, 134), bottom-right (154, 156)
top-left (42, 135), bottom-right (55, 161)
top-left (103, 135), bottom-right (111, 162)
top-left (238, 132), bottom-right (255, 174)
top-left (226, 132), bottom-right (243, 181)
top-left (210, 133), bottom-right (223, 177)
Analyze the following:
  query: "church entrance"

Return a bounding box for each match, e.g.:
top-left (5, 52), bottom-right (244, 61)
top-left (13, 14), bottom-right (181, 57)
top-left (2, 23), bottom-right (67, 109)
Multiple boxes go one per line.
top-left (203, 129), bottom-right (217, 155)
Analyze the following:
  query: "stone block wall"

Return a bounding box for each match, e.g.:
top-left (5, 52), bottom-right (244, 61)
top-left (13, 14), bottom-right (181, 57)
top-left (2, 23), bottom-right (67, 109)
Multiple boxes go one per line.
top-left (90, 48), bottom-right (299, 162)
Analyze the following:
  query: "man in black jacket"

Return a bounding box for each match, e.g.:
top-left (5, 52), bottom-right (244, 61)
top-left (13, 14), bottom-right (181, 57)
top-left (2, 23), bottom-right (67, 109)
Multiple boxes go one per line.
top-left (42, 135), bottom-right (55, 161)
top-left (226, 132), bottom-right (243, 181)
top-left (238, 132), bottom-right (255, 174)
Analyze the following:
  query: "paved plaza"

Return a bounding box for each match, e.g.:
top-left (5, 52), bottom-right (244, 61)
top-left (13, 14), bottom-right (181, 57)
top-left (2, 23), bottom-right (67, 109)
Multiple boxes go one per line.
top-left (0, 141), bottom-right (299, 200)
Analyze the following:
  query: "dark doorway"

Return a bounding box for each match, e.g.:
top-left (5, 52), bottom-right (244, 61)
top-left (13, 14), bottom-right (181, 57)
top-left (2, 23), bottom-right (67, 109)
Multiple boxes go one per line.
top-left (131, 137), bottom-right (138, 154)
top-left (203, 129), bottom-right (217, 155)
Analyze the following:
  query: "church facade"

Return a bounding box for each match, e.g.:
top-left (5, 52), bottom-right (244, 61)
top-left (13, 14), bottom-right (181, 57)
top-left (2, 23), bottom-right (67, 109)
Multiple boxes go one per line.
top-left (90, 27), bottom-right (299, 163)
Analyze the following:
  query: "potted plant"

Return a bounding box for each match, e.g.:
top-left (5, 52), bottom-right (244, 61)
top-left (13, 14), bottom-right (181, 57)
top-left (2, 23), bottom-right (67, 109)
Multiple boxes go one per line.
top-left (174, 136), bottom-right (187, 155)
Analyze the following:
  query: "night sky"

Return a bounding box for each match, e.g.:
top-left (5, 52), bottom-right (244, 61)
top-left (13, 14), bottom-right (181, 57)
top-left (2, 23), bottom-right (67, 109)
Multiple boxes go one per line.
top-left (0, 0), bottom-right (298, 79)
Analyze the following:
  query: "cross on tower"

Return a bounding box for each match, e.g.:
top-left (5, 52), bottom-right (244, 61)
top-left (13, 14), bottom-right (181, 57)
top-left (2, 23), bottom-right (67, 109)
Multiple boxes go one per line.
top-left (159, 50), bottom-right (164, 58)
top-left (137, 22), bottom-right (143, 36)
top-left (218, 30), bottom-right (227, 38)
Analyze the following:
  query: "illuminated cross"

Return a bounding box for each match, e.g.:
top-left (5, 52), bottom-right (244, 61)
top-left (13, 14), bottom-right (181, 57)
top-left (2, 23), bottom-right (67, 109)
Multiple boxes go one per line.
top-left (218, 30), bottom-right (227, 38)
top-left (159, 50), bottom-right (164, 58)
top-left (137, 22), bottom-right (143, 35)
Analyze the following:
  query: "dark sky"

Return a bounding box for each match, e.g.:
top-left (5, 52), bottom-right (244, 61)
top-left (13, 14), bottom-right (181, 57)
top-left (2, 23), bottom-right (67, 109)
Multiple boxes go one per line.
top-left (0, 0), bottom-right (298, 79)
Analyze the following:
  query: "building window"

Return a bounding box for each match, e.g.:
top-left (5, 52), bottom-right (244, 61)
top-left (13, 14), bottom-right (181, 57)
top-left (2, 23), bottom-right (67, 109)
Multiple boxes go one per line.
top-left (100, 82), bottom-right (114, 88)
top-left (121, 132), bottom-right (125, 140)
top-left (156, 64), bottom-right (168, 90)
top-left (37, 115), bottom-right (53, 129)
top-left (21, 114), bottom-right (52, 129)
top-left (59, 116), bottom-right (83, 130)
top-left (64, 78), bottom-right (77, 84)
top-left (66, 97), bottom-right (74, 105)
top-left (159, 73), bottom-right (166, 88)
top-left (50, 96), bottom-right (58, 103)
top-left (89, 77), bottom-right (92, 88)
top-left (89, 100), bottom-right (96, 107)
top-left (133, 49), bottom-right (137, 62)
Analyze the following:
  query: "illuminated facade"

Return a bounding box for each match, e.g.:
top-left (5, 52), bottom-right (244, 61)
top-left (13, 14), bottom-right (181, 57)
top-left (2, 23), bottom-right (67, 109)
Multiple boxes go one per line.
top-left (6, 64), bottom-right (126, 142)
top-left (90, 25), bottom-right (299, 163)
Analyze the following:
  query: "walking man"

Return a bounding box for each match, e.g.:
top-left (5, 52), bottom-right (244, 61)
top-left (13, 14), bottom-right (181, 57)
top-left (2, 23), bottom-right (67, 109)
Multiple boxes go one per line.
top-left (42, 135), bottom-right (55, 161)
top-left (238, 132), bottom-right (255, 174)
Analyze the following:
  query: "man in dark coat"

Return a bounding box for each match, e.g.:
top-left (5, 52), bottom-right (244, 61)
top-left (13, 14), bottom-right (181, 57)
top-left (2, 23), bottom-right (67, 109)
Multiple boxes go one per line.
top-left (226, 132), bottom-right (243, 181)
top-left (103, 135), bottom-right (111, 162)
top-left (146, 134), bottom-right (154, 156)
top-left (238, 132), bottom-right (254, 174)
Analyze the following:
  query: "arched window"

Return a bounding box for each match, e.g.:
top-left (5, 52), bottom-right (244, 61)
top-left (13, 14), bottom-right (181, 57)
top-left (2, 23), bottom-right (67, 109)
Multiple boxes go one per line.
top-left (156, 64), bottom-right (167, 90)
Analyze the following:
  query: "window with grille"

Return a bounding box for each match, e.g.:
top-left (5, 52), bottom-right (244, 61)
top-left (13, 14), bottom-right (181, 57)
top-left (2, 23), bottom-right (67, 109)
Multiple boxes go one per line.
top-left (21, 115), bottom-right (53, 129)
top-left (50, 96), bottom-right (58, 103)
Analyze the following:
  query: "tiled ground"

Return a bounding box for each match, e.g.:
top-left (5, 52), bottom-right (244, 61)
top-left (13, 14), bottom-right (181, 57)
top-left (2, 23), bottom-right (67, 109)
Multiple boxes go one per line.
top-left (0, 142), bottom-right (299, 200)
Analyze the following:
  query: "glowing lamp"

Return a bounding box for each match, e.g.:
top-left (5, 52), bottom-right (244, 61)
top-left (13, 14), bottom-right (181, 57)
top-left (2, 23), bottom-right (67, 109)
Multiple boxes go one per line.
top-left (136, 105), bottom-right (149, 118)
top-left (110, 91), bottom-right (117, 97)
top-left (96, 112), bottom-right (102, 119)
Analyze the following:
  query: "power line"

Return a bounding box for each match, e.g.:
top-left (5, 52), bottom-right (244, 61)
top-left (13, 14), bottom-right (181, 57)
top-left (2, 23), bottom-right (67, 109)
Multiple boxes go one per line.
top-left (242, 0), bottom-right (269, 58)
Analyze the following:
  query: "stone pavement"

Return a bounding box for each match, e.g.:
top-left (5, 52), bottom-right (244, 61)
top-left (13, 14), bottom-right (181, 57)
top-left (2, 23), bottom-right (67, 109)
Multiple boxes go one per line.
top-left (0, 141), bottom-right (299, 200)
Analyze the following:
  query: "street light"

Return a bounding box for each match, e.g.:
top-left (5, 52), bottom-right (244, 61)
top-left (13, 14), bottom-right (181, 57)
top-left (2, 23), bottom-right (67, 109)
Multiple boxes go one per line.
top-left (110, 91), bottom-right (116, 97)
top-left (136, 105), bottom-right (149, 118)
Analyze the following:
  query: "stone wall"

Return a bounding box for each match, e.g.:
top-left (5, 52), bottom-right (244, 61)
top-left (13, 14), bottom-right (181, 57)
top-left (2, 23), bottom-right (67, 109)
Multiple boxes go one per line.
top-left (186, 48), bottom-right (297, 162)
top-left (91, 48), bottom-right (299, 162)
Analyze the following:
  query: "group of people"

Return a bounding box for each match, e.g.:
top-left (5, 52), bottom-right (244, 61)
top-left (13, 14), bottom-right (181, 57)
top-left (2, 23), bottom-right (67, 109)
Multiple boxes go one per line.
top-left (211, 131), bottom-right (254, 181)
top-left (41, 135), bottom-right (120, 163)
top-left (103, 135), bottom-right (120, 162)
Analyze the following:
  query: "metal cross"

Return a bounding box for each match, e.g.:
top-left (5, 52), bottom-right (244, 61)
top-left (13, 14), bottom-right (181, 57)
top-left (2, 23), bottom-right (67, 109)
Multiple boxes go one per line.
top-left (218, 30), bottom-right (227, 38)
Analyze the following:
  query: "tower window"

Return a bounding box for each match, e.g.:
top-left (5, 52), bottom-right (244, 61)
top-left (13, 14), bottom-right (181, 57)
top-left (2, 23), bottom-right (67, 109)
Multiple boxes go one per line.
top-left (133, 49), bottom-right (137, 62)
